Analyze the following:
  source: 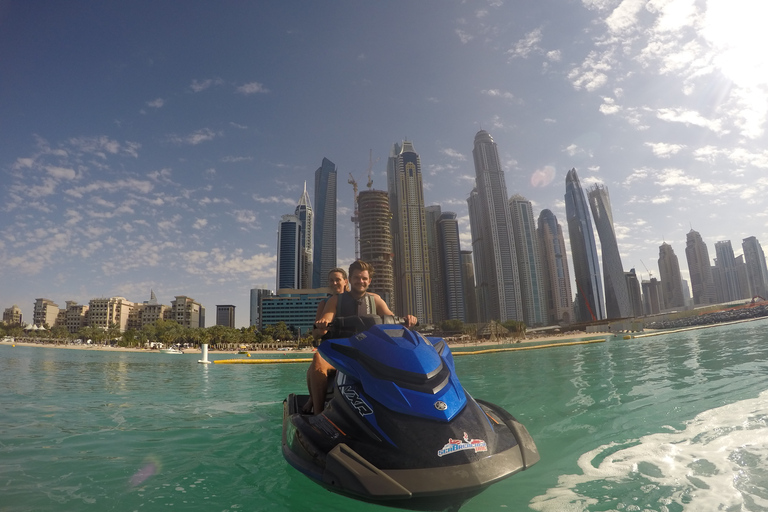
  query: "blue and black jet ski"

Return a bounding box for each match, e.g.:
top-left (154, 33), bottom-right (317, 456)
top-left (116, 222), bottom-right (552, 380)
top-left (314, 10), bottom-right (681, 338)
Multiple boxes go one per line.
top-left (282, 316), bottom-right (539, 511)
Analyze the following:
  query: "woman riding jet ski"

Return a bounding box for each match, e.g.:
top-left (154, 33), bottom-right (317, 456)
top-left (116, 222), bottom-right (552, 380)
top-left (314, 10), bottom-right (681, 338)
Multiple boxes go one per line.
top-left (282, 315), bottom-right (540, 511)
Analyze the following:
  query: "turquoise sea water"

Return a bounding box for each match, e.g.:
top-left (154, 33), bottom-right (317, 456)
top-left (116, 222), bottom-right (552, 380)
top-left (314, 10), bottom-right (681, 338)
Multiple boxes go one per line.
top-left (2, 320), bottom-right (768, 512)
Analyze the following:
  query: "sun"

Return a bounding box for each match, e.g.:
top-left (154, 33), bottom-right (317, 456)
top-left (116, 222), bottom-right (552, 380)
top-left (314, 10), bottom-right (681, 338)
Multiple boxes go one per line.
top-left (701, 0), bottom-right (768, 88)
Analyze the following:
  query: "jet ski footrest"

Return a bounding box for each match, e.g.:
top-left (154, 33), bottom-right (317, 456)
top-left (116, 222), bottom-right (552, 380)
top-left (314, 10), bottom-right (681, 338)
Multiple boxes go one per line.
top-left (324, 443), bottom-right (412, 499)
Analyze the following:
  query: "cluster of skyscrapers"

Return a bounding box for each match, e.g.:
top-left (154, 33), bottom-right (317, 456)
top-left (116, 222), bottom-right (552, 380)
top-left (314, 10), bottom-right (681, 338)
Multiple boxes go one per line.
top-left (264, 129), bottom-right (768, 332)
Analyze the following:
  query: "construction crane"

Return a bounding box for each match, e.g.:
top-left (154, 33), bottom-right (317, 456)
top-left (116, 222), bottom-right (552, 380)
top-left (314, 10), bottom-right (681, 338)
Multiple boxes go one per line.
top-left (365, 149), bottom-right (379, 190)
top-left (348, 172), bottom-right (360, 259)
top-left (640, 260), bottom-right (653, 280)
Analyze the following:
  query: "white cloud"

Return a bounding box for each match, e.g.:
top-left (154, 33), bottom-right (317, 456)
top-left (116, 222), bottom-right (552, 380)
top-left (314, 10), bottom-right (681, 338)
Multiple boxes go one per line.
top-left (13, 157), bottom-right (35, 169)
top-left (193, 218), bottom-right (208, 230)
top-left (181, 248), bottom-right (275, 280)
top-left (146, 98), bottom-right (164, 108)
top-left (655, 107), bottom-right (725, 134)
top-left (221, 156), bottom-right (253, 163)
top-left (455, 29), bottom-right (474, 44)
top-left (599, 97), bottom-right (621, 115)
top-left (441, 148), bottom-right (466, 160)
top-left (46, 166), bottom-right (77, 180)
top-left (605, 0), bottom-right (646, 33)
top-left (645, 142), bottom-right (685, 158)
top-left (507, 27), bottom-right (543, 59)
top-left (190, 78), bottom-right (223, 92)
top-left (530, 166), bottom-right (556, 187)
top-left (64, 179), bottom-right (154, 199)
top-left (568, 50), bottom-right (613, 91)
top-left (253, 194), bottom-right (296, 206)
top-left (232, 210), bottom-right (257, 224)
top-left (169, 128), bottom-right (218, 145)
top-left (237, 81), bottom-right (269, 94)
top-left (481, 89), bottom-right (518, 102)
top-left (68, 136), bottom-right (140, 158)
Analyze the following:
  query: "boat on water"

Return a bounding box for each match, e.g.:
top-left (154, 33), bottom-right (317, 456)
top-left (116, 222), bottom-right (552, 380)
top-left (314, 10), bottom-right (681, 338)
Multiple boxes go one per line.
top-left (159, 346), bottom-right (183, 354)
top-left (282, 315), bottom-right (539, 511)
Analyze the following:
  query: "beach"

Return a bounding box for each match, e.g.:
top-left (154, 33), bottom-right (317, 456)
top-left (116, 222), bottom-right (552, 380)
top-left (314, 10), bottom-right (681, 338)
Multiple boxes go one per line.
top-left (0, 329), bottom-right (611, 355)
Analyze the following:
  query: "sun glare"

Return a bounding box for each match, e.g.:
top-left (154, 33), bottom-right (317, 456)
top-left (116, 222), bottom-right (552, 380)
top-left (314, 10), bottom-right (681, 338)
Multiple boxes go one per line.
top-left (702, 0), bottom-right (768, 88)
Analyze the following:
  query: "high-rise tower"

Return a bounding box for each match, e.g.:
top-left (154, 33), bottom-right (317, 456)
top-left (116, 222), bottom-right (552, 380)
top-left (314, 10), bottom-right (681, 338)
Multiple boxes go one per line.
top-left (509, 194), bottom-right (545, 327)
top-left (313, 157), bottom-right (337, 288)
top-left (467, 130), bottom-right (522, 323)
top-left (537, 209), bottom-right (573, 325)
top-left (425, 205), bottom-right (445, 324)
top-left (565, 169), bottom-right (604, 322)
top-left (387, 141), bottom-right (432, 322)
top-left (436, 211), bottom-right (465, 322)
top-left (714, 240), bottom-right (741, 302)
top-left (742, 236), bottom-right (768, 298)
top-left (587, 183), bottom-right (631, 319)
top-left (685, 229), bottom-right (716, 305)
top-left (460, 250), bottom-right (478, 324)
top-left (277, 214), bottom-right (301, 290)
top-left (658, 242), bottom-right (685, 309)
top-left (295, 182), bottom-right (312, 289)
top-left (358, 189), bottom-right (395, 309)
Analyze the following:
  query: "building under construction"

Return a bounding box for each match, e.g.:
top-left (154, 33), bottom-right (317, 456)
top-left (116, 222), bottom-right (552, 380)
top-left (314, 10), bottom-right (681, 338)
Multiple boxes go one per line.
top-left (358, 189), bottom-right (395, 311)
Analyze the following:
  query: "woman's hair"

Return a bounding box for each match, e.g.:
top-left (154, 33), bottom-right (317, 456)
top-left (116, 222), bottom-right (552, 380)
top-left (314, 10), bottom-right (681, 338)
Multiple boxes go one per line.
top-left (328, 267), bottom-right (348, 280)
top-left (348, 260), bottom-right (374, 278)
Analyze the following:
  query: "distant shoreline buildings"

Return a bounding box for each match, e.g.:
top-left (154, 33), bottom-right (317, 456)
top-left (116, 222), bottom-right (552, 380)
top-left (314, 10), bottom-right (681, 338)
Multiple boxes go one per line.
top-left (8, 132), bottom-right (768, 334)
top-left (3, 292), bottom-right (205, 333)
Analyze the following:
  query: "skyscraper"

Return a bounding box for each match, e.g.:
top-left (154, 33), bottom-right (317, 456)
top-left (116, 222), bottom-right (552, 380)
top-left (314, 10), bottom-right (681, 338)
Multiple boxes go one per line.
top-left (509, 194), bottom-right (545, 327)
top-left (425, 205), bottom-right (445, 324)
top-left (587, 183), bottom-right (631, 319)
top-left (436, 211), bottom-right (465, 322)
top-left (277, 214), bottom-right (301, 290)
top-left (250, 287), bottom-right (271, 327)
top-left (312, 157), bottom-right (337, 288)
top-left (467, 130), bottom-right (522, 323)
top-left (565, 169), bottom-right (604, 322)
top-left (642, 278), bottom-right (663, 315)
top-left (387, 141), bottom-right (432, 323)
top-left (685, 229), bottom-right (716, 305)
top-left (537, 209), bottom-right (573, 325)
top-left (460, 250), bottom-right (478, 323)
top-left (295, 182), bottom-right (313, 289)
top-left (358, 189), bottom-right (395, 309)
top-left (658, 242), bottom-right (685, 309)
top-left (215, 305), bottom-right (235, 328)
top-left (625, 269), bottom-right (644, 317)
top-left (714, 240), bottom-right (740, 302)
top-left (742, 236), bottom-right (768, 298)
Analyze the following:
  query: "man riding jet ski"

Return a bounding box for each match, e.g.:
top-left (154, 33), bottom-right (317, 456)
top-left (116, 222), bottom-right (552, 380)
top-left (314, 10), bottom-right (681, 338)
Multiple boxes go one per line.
top-left (282, 315), bottom-right (540, 511)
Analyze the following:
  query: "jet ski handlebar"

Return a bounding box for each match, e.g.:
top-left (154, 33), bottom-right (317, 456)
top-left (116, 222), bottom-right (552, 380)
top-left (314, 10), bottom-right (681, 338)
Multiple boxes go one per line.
top-left (315, 315), bottom-right (413, 339)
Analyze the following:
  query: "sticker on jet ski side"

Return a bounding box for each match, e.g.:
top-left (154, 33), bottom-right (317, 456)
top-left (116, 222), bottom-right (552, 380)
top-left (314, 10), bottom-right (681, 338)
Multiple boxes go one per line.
top-left (340, 385), bottom-right (373, 416)
top-left (437, 432), bottom-right (488, 457)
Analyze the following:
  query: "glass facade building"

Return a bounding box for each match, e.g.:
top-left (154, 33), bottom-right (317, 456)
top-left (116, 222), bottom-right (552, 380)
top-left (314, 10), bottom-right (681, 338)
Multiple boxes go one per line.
top-left (312, 158), bottom-right (337, 289)
top-left (467, 130), bottom-right (522, 323)
top-left (587, 183), bottom-right (631, 319)
top-left (565, 169), bottom-right (604, 322)
top-left (387, 141), bottom-right (432, 323)
top-left (509, 194), bottom-right (545, 327)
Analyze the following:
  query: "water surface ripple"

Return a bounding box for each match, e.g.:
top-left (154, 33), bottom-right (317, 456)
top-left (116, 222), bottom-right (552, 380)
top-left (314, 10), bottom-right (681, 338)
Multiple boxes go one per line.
top-left (2, 320), bottom-right (768, 511)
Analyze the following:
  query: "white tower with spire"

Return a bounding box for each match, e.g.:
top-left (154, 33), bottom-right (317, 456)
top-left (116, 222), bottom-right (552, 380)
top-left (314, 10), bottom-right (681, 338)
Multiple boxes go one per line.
top-left (295, 182), bottom-right (313, 289)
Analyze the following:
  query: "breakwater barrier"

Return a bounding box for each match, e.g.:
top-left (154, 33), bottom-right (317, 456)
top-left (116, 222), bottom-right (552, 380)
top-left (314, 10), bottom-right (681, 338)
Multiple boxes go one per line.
top-left (212, 338), bottom-right (606, 364)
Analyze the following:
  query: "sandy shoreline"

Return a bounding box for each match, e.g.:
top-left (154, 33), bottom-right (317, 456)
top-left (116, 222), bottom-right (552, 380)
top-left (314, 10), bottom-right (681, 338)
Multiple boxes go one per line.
top-left (1, 330), bottom-right (613, 355)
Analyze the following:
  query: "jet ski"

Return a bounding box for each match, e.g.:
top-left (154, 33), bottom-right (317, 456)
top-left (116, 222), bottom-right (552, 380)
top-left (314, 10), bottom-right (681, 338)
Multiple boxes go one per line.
top-left (282, 315), bottom-right (539, 511)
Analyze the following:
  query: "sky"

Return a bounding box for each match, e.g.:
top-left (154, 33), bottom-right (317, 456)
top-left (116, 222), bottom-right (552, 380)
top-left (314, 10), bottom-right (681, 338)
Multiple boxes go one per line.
top-left (2, 0), bottom-right (768, 328)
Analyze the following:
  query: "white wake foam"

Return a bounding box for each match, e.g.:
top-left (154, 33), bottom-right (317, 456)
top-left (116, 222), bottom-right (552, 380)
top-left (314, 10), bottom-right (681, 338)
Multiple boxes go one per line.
top-left (530, 389), bottom-right (768, 511)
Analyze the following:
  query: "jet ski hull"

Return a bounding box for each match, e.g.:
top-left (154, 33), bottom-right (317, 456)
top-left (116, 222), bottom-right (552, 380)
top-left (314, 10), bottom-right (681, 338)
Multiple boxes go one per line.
top-left (281, 320), bottom-right (539, 510)
top-left (283, 391), bottom-right (539, 510)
